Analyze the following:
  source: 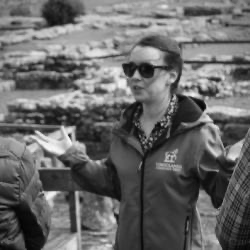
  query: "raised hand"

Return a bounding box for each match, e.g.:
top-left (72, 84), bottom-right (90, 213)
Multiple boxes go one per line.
top-left (227, 138), bottom-right (245, 162)
top-left (31, 126), bottom-right (73, 157)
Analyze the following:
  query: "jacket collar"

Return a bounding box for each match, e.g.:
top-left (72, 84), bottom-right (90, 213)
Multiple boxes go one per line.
top-left (117, 95), bottom-right (206, 134)
top-left (171, 94), bottom-right (206, 133)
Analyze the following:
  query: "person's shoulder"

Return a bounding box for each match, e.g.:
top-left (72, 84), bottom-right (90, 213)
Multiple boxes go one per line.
top-left (0, 137), bottom-right (28, 188)
top-left (193, 121), bottom-right (222, 147)
top-left (0, 136), bottom-right (26, 160)
top-left (113, 102), bottom-right (139, 131)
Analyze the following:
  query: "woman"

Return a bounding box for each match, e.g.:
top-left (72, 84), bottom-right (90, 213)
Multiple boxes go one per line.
top-left (32, 34), bottom-right (240, 250)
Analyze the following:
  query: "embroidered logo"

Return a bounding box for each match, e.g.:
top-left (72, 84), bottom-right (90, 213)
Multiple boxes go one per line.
top-left (156, 149), bottom-right (182, 172)
top-left (164, 149), bottom-right (178, 163)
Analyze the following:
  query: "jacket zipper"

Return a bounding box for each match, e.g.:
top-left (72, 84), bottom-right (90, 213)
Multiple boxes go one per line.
top-left (183, 216), bottom-right (190, 250)
top-left (114, 128), bottom-right (182, 250)
top-left (137, 161), bottom-right (142, 172)
top-left (138, 156), bottom-right (147, 250)
top-left (113, 127), bottom-right (148, 250)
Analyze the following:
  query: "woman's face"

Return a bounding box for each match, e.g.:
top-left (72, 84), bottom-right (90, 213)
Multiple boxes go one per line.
top-left (125, 46), bottom-right (174, 104)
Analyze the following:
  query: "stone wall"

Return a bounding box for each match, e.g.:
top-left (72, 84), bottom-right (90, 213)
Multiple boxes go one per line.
top-left (0, 0), bottom-right (47, 16)
top-left (207, 106), bottom-right (250, 145)
top-left (0, 0), bottom-right (241, 16)
top-left (4, 91), bottom-right (250, 157)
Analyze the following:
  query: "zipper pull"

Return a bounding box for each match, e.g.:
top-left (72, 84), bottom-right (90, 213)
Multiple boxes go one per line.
top-left (183, 216), bottom-right (190, 250)
top-left (185, 216), bottom-right (190, 234)
top-left (138, 161), bottom-right (142, 172)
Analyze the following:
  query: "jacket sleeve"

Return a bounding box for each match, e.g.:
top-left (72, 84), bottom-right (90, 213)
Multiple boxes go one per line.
top-left (196, 123), bottom-right (235, 208)
top-left (16, 145), bottom-right (51, 250)
top-left (58, 141), bottom-right (121, 201)
top-left (215, 129), bottom-right (250, 250)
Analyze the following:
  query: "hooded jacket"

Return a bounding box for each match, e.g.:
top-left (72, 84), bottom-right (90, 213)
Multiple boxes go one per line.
top-left (59, 95), bottom-right (235, 250)
top-left (0, 137), bottom-right (51, 250)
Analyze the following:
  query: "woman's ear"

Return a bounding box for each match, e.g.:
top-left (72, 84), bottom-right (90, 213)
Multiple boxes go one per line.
top-left (169, 70), bottom-right (178, 85)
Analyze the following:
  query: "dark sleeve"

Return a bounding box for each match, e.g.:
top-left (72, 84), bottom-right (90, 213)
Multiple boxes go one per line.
top-left (16, 146), bottom-right (51, 250)
top-left (59, 142), bottom-right (121, 201)
top-left (196, 124), bottom-right (235, 208)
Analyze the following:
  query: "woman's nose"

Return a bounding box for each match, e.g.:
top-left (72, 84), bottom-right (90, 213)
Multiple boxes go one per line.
top-left (127, 74), bottom-right (141, 86)
top-left (131, 68), bottom-right (141, 80)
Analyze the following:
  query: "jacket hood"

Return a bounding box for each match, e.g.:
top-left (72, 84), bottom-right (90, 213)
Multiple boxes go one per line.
top-left (116, 94), bottom-right (213, 135)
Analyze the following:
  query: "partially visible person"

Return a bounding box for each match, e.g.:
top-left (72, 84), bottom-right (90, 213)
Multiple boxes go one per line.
top-left (31, 34), bottom-right (242, 250)
top-left (216, 129), bottom-right (250, 250)
top-left (0, 136), bottom-right (51, 250)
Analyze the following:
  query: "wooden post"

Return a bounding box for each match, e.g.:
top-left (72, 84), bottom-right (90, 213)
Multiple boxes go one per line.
top-left (39, 168), bottom-right (82, 250)
top-left (68, 191), bottom-right (81, 250)
top-left (67, 127), bottom-right (81, 250)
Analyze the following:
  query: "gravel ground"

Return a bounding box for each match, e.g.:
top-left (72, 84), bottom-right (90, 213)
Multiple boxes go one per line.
top-left (50, 191), bottom-right (221, 250)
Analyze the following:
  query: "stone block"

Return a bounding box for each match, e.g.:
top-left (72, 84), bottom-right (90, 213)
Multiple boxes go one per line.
top-left (223, 123), bottom-right (250, 144)
top-left (208, 106), bottom-right (250, 123)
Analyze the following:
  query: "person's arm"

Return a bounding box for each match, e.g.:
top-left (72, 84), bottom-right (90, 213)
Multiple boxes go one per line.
top-left (32, 126), bottom-right (121, 200)
top-left (215, 129), bottom-right (250, 250)
top-left (15, 146), bottom-right (51, 250)
top-left (58, 141), bottom-right (121, 200)
top-left (196, 123), bottom-right (237, 208)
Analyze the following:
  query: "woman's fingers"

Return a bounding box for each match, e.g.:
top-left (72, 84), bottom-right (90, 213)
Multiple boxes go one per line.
top-left (30, 135), bottom-right (49, 149)
top-left (34, 130), bottom-right (48, 141)
top-left (30, 129), bottom-right (72, 156)
top-left (60, 126), bottom-right (73, 149)
top-left (61, 126), bottom-right (70, 140)
top-left (34, 130), bottom-right (55, 143)
top-left (228, 138), bottom-right (245, 161)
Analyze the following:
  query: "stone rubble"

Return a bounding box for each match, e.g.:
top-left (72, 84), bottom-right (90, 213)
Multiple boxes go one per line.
top-left (1, 1), bottom-right (250, 98)
top-left (1, 43), bottom-right (250, 97)
top-left (4, 88), bottom-right (250, 153)
top-left (0, 1), bottom-right (249, 48)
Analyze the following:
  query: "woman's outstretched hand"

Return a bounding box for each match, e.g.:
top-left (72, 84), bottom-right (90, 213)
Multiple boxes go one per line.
top-left (227, 138), bottom-right (245, 162)
top-left (31, 126), bottom-right (73, 157)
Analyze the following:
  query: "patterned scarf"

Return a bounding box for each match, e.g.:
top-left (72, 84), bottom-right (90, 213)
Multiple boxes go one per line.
top-left (133, 94), bottom-right (179, 153)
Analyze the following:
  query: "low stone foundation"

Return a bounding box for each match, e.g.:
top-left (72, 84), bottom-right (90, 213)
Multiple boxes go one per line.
top-left (207, 106), bottom-right (250, 145)
top-left (4, 92), bottom-right (250, 151)
top-left (76, 105), bottom-right (250, 157)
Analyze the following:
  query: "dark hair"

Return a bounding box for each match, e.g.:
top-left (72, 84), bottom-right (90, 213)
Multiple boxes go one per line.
top-left (132, 34), bottom-right (183, 94)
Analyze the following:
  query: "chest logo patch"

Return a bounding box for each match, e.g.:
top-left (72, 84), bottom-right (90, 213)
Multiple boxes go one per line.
top-left (156, 149), bottom-right (182, 172)
top-left (164, 149), bottom-right (178, 163)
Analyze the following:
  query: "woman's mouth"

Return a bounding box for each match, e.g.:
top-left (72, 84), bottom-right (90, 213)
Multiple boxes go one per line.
top-left (132, 86), bottom-right (143, 90)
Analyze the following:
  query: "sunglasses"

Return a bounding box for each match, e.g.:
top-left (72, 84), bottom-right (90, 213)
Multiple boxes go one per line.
top-left (122, 62), bottom-right (170, 79)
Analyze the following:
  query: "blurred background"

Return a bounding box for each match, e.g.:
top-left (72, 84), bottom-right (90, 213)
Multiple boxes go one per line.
top-left (0, 0), bottom-right (250, 250)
